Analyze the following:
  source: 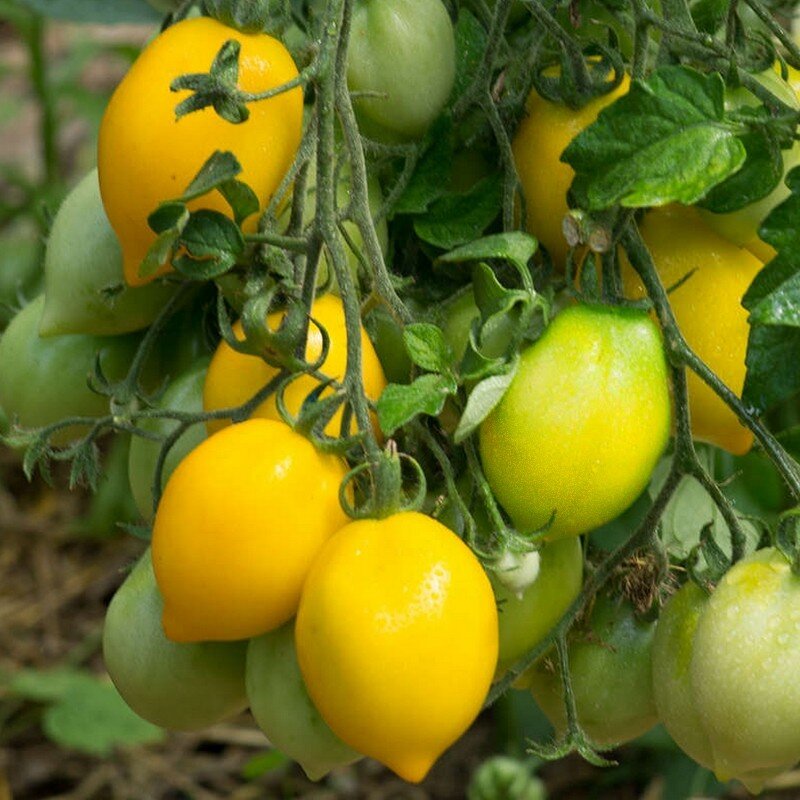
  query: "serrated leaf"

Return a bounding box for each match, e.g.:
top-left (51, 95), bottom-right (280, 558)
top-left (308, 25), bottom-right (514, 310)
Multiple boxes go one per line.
top-left (181, 151), bottom-right (243, 203)
top-left (173, 210), bottom-right (244, 280)
top-left (148, 203), bottom-right (189, 236)
top-left (218, 179), bottom-right (260, 225)
top-left (414, 175), bottom-right (502, 249)
top-left (452, 10), bottom-right (488, 100)
top-left (743, 323), bottom-right (800, 410)
top-left (438, 232), bottom-right (538, 272)
top-left (472, 262), bottom-right (530, 320)
top-left (377, 374), bottom-right (457, 435)
top-left (43, 680), bottom-right (164, 756)
top-left (698, 127), bottom-right (783, 213)
top-left (454, 364), bottom-right (518, 443)
top-left (403, 324), bottom-right (453, 372)
top-left (16, 0), bottom-right (159, 22)
top-left (565, 66), bottom-right (746, 210)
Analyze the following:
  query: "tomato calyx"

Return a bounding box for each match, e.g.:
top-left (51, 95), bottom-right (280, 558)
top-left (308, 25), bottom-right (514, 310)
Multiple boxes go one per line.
top-left (203, 0), bottom-right (279, 34)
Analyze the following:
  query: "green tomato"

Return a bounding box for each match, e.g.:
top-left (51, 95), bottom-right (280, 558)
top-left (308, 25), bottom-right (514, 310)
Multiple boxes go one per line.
top-left (247, 623), bottom-right (361, 780)
top-left (493, 538), bottom-right (583, 671)
top-left (103, 551), bottom-right (248, 730)
top-left (467, 756), bottom-right (546, 800)
top-left (348, 0), bottom-right (456, 140)
top-left (651, 582), bottom-right (714, 770)
top-left (690, 548), bottom-right (800, 792)
top-left (0, 233), bottom-right (41, 330)
top-left (698, 69), bottom-right (800, 261)
top-left (479, 304), bottom-right (670, 540)
top-left (0, 296), bottom-right (140, 445)
top-left (128, 361), bottom-right (209, 520)
top-left (40, 169), bottom-right (176, 337)
top-left (528, 595), bottom-right (658, 746)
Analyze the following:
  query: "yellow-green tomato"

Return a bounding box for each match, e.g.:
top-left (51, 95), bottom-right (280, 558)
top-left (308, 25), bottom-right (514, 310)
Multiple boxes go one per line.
top-left (690, 548), bottom-right (800, 792)
top-left (247, 623), bottom-right (361, 780)
top-left (528, 595), bottom-right (658, 746)
top-left (127, 361), bottom-right (209, 520)
top-left (651, 582), bottom-right (715, 770)
top-left (479, 304), bottom-right (670, 539)
top-left (40, 169), bottom-right (175, 337)
top-left (493, 538), bottom-right (583, 672)
top-left (103, 551), bottom-right (248, 731)
top-left (0, 296), bottom-right (140, 445)
top-left (348, 0), bottom-right (456, 140)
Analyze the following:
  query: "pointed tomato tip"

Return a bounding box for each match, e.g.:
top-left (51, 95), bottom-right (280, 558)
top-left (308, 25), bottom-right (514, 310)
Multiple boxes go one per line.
top-left (385, 753), bottom-right (437, 784)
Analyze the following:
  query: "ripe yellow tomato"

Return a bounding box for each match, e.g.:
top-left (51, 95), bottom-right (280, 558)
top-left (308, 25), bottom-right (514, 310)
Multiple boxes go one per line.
top-left (295, 511), bottom-right (498, 783)
top-left (479, 304), bottom-right (670, 539)
top-left (151, 418), bottom-right (349, 642)
top-left (98, 16), bottom-right (303, 286)
top-left (512, 75), bottom-right (630, 268)
top-left (203, 294), bottom-right (386, 437)
top-left (621, 204), bottom-right (762, 455)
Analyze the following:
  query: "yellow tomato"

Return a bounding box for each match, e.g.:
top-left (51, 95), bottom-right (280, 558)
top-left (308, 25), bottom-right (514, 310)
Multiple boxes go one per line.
top-left (295, 511), bottom-right (498, 783)
top-left (152, 418), bottom-right (349, 642)
top-left (621, 205), bottom-right (762, 455)
top-left (203, 294), bottom-right (387, 436)
top-left (98, 16), bottom-right (303, 286)
top-left (512, 75), bottom-right (630, 268)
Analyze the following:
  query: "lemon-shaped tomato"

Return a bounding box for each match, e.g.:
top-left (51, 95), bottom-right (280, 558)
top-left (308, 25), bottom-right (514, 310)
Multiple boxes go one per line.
top-left (103, 551), bottom-right (248, 730)
top-left (151, 418), bottom-right (349, 642)
top-left (40, 169), bottom-right (176, 337)
top-left (98, 16), bottom-right (303, 286)
top-left (621, 204), bottom-right (762, 455)
top-left (479, 304), bottom-right (670, 540)
top-left (247, 623), bottom-right (361, 780)
top-left (512, 75), bottom-right (630, 268)
top-left (295, 511), bottom-right (498, 783)
top-left (203, 294), bottom-right (386, 436)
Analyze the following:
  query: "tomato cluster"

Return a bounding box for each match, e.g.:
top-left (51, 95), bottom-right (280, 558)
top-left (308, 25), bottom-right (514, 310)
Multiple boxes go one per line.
top-left (4, 0), bottom-right (800, 792)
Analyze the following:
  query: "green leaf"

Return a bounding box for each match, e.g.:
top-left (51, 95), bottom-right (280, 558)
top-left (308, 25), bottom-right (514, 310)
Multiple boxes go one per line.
top-left (414, 175), bottom-right (502, 249)
top-left (690, 0), bottom-right (729, 32)
top-left (377, 374), bottom-right (457, 435)
top-left (758, 166), bottom-right (800, 253)
top-left (43, 680), bottom-right (164, 756)
top-left (454, 363), bottom-right (518, 443)
top-left (743, 252), bottom-right (800, 326)
top-left (9, 668), bottom-right (95, 703)
top-left (181, 151), bottom-right (243, 203)
top-left (393, 120), bottom-right (454, 215)
top-left (698, 127), bottom-right (783, 213)
top-left (438, 232), bottom-right (538, 272)
top-left (565, 66), bottom-right (746, 210)
top-left (16, 0), bottom-right (159, 22)
top-left (743, 323), bottom-right (800, 410)
top-left (173, 210), bottom-right (245, 280)
top-left (219, 179), bottom-right (260, 225)
top-left (451, 10), bottom-right (488, 101)
top-left (403, 324), bottom-right (453, 372)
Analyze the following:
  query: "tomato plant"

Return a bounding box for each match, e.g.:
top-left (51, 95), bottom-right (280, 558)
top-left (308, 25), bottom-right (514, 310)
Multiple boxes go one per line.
top-left (152, 418), bottom-right (349, 642)
top-left (479, 304), bottom-right (670, 539)
top-left (104, 551), bottom-right (248, 731)
top-left (295, 511), bottom-right (498, 783)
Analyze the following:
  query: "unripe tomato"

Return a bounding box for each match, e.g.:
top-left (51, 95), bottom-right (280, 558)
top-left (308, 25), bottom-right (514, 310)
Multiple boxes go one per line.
top-left (103, 551), bottom-right (248, 730)
top-left (0, 296), bottom-right (140, 445)
top-left (0, 236), bottom-right (41, 331)
top-left (127, 360), bottom-right (209, 520)
top-left (493, 538), bottom-right (583, 671)
top-left (527, 595), bottom-right (657, 746)
top-left (40, 169), bottom-right (176, 337)
top-left (98, 16), bottom-right (303, 286)
top-left (479, 304), bottom-right (670, 539)
top-left (152, 418), bottom-right (349, 642)
top-left (621, 204), bottom-right (762, 455)
top-left (347, 0), bottom-right (456, 140)
top-left (203, 294), bottom-right (387, 437)
top-left (295, 511), bottom-right (498, 783)
top-left (698, 68), bottom-right (800, 263)
top-left (247, 623), bottom-right (361, 780)
top-left (512, 75), bottom-right (630, 268)
top-left (651, 582), bottom-right (714, 771)
top-left (691, 548), bottom-right (800, 791)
